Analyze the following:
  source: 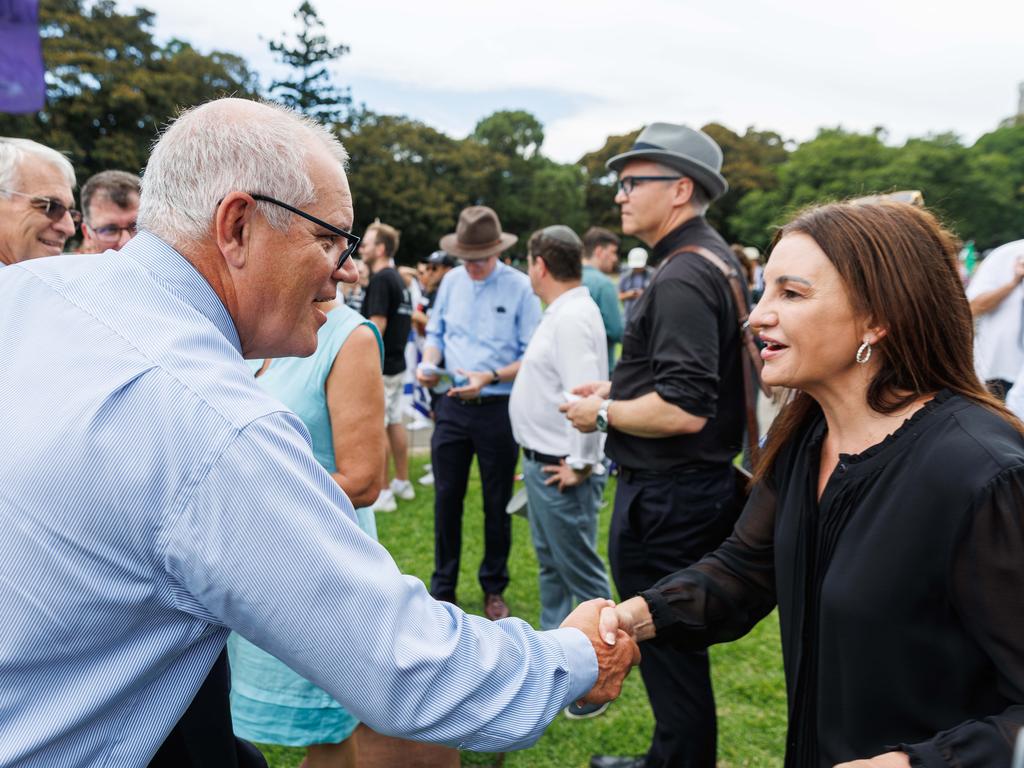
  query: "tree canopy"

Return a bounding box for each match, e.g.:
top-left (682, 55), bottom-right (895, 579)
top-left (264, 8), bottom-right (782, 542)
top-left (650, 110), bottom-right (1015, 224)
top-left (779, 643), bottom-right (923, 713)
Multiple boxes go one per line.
top-left (4, 0), bottom-right (1023, 258)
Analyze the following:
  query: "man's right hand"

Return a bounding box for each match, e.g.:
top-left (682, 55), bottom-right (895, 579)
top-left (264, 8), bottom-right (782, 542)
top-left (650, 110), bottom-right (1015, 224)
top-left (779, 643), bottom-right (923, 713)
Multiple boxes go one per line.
top-left (416, 363), bottom-right (440, 388)
top-left (570, 380), bottom-right (611, 399)
top-left (560, 599), bottom-right (641, 705)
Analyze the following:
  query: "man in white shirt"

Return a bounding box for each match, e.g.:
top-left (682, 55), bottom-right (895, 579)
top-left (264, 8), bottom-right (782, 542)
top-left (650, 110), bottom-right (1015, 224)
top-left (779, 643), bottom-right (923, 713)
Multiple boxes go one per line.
top-left (966, 239), bottom-right (1024, 399)
top-left (510, 225), bottom-right (614, 720)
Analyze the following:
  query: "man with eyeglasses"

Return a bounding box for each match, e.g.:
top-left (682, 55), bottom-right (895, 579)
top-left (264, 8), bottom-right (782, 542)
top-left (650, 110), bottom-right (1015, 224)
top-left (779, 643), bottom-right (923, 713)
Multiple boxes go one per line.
top-left (0, 98), bottom-right (639, 767)
top-left (562, 123), bottom-right (748, 768)
top-left (0, 137), bottom-right (78, 265)
top-left (79, 170), bottom-right (141, 253)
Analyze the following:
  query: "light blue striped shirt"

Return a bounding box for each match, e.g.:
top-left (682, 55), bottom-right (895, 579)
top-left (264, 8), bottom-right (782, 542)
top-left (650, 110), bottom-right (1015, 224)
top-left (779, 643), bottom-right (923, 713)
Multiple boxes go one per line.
top-left (0, 232), bottom-right (596, 767)
top-left (426, 262), bottom-right (542, 395)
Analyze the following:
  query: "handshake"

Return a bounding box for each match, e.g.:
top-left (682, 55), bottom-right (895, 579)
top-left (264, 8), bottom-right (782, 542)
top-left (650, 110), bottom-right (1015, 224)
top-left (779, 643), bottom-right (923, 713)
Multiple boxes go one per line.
top-left (558, 596), bottom-right (655, 705)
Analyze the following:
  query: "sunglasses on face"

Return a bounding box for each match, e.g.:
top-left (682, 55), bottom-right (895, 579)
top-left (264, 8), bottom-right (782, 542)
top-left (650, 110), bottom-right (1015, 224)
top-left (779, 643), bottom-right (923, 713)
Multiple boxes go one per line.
top-left (1, 188), bottom-right (82, 225)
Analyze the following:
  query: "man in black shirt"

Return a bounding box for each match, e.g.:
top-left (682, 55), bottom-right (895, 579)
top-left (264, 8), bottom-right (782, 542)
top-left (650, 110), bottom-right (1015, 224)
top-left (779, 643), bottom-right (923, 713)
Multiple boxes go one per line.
top-left (564, 123), bottom-right (745, 768)
top-left (360, 222), bottom-right (415, 512)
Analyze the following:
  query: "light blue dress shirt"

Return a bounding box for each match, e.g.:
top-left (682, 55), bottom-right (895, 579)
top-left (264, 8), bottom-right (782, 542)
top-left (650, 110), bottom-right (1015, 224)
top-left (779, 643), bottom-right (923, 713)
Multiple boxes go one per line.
top-left (0, 232), bottom-right (596, 767)
top-left (426, 262), bottom-right (542, 396)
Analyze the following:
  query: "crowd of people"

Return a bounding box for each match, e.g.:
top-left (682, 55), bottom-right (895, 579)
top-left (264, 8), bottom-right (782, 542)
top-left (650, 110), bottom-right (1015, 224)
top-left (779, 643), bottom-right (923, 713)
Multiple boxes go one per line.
top-left (0, 100), bottom-right (1022, 768)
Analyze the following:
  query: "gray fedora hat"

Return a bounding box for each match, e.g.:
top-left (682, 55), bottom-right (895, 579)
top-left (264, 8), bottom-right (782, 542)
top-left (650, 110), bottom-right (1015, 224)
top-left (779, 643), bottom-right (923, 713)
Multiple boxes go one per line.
top-left (440, 206), bottom-right (517, 261)
top-left (607, 123), bottom-right (728, 200)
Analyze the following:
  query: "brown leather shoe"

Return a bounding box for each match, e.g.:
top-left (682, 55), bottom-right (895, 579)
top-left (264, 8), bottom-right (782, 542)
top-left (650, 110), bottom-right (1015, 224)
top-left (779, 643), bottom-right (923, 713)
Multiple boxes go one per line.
top-left (484, 593), bottom-right (509, 620)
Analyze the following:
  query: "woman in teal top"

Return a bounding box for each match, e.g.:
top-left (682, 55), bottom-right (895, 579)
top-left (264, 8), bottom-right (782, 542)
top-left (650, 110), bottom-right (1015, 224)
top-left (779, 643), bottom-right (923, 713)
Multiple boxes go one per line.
top-left (228, 299), bottom-right (385, 767)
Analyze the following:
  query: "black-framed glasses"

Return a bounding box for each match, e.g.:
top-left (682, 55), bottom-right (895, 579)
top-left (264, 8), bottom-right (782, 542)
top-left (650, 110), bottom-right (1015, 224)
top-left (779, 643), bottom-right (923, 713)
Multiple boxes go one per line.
top-left (0, 187), bottom-right (82, 225)
top-left (250, 193), bottom-right (360, 270)
top-left (616, 175), bottom-right (684, 196)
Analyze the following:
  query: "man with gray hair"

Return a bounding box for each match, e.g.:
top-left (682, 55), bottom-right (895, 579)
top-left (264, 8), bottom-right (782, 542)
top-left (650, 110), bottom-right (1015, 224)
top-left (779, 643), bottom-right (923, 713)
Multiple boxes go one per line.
top-left (0, 137), bottom-right (78, 265)
top-left (79, 169), bottom-right (141, 253)
top-left (0, 98), bottom-right (638, 766)
top-left (563, 123), bottom-right (746, 768)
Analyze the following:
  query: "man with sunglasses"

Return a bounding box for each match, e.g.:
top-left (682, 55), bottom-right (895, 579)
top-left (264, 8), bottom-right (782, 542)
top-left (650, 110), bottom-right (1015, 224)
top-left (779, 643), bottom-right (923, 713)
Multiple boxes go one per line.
top-left (0, 137), bottom-right (78, 265)
top-left (0, 98), bottom-right (639, 767)
top-left (563, 123), bottom-right (748, 768)
top-left (79, 170), bottom-right (141, 253)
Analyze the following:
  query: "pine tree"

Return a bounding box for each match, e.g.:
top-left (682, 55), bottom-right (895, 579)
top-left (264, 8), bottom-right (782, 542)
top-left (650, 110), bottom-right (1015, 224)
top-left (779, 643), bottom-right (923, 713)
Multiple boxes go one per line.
top-left (267, 2), bottom-right (351, 126)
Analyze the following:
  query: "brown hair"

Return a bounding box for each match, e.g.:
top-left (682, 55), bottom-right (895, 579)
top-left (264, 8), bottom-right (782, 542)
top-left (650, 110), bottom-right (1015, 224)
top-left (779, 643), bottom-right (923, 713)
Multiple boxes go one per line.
top-left (81, 170), bottom-right (141, 220)
top-left (367, 222), bottom-right (400, 259)
top-left (582, 226), bottom-right (620, 257)
top-left (528, 229), bottom-right (582, 281)
top-left (754, 200), bottom-right (1024, 482)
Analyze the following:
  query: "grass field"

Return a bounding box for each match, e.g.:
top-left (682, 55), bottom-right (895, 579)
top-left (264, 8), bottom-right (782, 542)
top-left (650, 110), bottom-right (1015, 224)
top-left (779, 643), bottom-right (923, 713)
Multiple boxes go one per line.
top-left (256, 455), bottom-right (788, 767)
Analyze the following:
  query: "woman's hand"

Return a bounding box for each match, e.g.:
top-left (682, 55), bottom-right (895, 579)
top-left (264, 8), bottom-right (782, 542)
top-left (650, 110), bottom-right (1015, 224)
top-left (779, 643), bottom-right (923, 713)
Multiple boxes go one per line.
top-left (834, 751), bottom-right (910, 768)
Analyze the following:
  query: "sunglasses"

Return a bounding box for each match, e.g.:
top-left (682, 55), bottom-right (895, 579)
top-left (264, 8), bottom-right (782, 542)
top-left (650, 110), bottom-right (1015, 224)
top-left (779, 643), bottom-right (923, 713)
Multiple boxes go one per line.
top-left (1, 188), bottom-right (82, 225)
top-left (250, 193), bottom-right (360, 270)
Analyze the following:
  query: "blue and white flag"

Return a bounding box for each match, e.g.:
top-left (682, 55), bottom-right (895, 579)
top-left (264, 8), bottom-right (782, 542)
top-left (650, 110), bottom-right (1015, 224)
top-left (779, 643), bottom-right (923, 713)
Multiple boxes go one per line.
top-left (0, 0), bottom-right (45, 114)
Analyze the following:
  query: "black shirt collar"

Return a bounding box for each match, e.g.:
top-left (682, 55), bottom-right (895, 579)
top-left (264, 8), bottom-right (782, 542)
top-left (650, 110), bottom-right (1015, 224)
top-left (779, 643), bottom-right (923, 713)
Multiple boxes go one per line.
top-left (651, 216), bottom-right (710, 266)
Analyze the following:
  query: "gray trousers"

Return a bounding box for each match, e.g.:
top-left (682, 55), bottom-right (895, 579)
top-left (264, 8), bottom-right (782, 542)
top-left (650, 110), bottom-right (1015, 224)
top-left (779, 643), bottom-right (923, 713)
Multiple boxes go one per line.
top-left (521, 457), bottom-right (612, 630)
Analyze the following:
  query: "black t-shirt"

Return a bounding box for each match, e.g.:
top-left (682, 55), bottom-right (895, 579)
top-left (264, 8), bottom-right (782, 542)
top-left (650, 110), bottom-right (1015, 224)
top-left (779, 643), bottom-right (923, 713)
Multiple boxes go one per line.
top-left (362, 266), bottom-right (412, 375)
top-left (606, 217), bottom-right (745, 471)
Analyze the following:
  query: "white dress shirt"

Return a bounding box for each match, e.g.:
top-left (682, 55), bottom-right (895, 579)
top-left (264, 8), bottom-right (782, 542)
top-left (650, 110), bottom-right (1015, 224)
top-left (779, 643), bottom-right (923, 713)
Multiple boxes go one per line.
top-left (510, 285), bottom-right (608, 467)
top-left (965, 239), bottom-right (1024, 383)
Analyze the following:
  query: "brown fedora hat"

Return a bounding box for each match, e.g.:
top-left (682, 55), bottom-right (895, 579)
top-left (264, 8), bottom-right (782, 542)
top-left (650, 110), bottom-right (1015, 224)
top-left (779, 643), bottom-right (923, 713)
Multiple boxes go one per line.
top-left (439, 206), bottom-right (517, 261)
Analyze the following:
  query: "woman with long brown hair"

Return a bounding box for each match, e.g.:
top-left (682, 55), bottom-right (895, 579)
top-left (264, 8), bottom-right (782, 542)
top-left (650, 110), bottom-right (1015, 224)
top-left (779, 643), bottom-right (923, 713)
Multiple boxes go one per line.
top-left (603, 201), bottom-right (1024, 767)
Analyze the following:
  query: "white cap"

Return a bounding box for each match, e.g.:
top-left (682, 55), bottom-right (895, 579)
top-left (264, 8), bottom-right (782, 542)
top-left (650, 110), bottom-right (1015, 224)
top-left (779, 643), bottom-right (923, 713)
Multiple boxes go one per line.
top-left (627, 247), bottom-right (648, 269)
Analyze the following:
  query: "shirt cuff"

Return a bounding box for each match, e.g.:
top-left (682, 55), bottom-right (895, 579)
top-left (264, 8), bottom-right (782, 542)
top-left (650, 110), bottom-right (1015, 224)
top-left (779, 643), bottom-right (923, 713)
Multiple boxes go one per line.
top-left (547, 627), bottom-right (598, 707)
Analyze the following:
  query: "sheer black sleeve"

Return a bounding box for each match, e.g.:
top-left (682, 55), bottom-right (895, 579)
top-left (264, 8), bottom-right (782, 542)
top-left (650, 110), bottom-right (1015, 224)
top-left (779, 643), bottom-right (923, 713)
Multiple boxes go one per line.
top-left (899, 466), bottom-right (1024, 767)
top-left (639, 478), bottom-right (779, 651)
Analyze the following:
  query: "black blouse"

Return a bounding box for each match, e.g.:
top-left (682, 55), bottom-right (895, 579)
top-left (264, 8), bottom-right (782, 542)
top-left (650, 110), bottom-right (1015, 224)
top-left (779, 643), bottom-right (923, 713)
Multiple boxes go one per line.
top-left (640, 392), bottom-right (1024, 767)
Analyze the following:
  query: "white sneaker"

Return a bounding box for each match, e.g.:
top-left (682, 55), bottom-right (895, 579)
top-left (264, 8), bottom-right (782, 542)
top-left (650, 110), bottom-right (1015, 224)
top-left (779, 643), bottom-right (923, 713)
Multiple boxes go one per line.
top-left (390, 478), bottom-right (416, 501)
top-left (372, 488), bottom-right (397, 513)
top-left (418, 471), bottom-right (434, 487)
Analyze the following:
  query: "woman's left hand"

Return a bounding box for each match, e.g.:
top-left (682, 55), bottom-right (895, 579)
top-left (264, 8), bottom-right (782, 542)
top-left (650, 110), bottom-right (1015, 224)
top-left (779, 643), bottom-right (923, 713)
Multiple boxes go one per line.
top-left (834, 751), bottom-right (911, 768)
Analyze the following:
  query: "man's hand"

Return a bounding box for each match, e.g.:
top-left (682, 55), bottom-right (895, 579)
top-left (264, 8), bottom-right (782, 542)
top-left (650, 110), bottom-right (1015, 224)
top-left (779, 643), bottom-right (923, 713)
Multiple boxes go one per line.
top-left (561, 599), bottom-right (641, 705)
top-left (570, 380), bottom-right (611, 398)
top-left (834, 752), bottom-right (911, 768)
top-left (448, 369), bottom-right (491, 400)
top-left (542, 460), bottom-right (589, 492)
top-left (415, 363), bottom-right (440, 389)
top-left (560, 394), bottom-right (604, 433)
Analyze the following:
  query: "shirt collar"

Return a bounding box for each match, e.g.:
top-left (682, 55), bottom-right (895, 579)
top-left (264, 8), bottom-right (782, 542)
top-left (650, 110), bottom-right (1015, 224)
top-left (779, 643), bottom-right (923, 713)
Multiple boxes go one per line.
top-left (125, 230), bottom-right (242, 354)
top-left (544, 284), bottom-right (588, 315)
top-left (652, 216), bottom-right (707, 265)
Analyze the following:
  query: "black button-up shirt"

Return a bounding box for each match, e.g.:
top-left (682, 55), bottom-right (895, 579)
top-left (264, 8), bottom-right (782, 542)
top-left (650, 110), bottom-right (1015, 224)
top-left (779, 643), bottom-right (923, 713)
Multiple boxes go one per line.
top-left (606, 216), bottom-right (745, 472)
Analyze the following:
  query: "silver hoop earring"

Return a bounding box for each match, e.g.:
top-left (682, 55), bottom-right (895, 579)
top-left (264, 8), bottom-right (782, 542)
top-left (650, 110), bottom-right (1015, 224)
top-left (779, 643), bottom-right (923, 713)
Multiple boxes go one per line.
top-left (856, 341), bottom-right (872, 364)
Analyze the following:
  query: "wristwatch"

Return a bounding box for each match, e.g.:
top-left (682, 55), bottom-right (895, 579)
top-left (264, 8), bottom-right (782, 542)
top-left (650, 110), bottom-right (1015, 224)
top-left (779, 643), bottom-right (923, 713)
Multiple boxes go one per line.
top-left (490, 369), bottom-right (501, 385)
top-left (595, 399), bottom-right (613, 432)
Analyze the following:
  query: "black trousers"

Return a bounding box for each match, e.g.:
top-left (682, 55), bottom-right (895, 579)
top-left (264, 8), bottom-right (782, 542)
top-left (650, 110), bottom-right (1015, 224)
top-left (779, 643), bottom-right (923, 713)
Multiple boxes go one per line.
top-left (429, 395), bottom-right (518, 599)
top-left (149, 649), bottom-right (267, 768)
top-left (609, 464), bottom-right (741, 768)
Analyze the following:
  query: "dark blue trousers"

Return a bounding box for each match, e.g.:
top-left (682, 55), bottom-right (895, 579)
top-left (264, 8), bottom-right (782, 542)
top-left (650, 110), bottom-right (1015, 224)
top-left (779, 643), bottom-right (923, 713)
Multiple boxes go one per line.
top-left (429, 396), bottom-right (518, 599)
top-left (610, 463), bottom-right (741, 768)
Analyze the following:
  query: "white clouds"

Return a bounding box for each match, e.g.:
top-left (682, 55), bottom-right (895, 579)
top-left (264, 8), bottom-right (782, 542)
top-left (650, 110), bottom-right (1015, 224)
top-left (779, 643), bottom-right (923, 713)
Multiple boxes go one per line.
top-left (119, 0), bottom-right (1024, 162)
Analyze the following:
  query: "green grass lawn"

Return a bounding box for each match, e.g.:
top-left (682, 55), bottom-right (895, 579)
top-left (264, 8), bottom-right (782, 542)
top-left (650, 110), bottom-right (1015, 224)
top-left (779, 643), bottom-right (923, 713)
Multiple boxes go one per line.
top-left (257, 454), bottom-right (788, 767)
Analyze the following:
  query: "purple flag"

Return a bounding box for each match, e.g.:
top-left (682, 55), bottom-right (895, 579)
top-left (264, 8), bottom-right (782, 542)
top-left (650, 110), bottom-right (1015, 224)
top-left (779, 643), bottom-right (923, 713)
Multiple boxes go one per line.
top-left (0, 0), bottom-right (44, 114)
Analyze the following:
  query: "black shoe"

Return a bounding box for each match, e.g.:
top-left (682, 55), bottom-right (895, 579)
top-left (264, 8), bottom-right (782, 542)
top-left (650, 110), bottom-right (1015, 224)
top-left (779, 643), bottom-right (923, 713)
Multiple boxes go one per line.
top-left (564, 700), bottom-right (610, 719)
top-left (589, 757), bottom-right (646, 768)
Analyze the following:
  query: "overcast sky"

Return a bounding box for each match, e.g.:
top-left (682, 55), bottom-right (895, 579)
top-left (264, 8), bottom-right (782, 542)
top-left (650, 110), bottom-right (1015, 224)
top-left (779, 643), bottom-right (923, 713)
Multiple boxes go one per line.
top-left (121, 0), bottom-right (1024, 163)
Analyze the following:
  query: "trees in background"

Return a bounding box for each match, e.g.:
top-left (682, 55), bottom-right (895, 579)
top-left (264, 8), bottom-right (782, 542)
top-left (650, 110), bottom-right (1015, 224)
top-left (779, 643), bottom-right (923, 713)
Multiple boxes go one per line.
top-left (0, 0), bottom-right (259, 181)
top-left (3, 0), bottom-right (1023, 258)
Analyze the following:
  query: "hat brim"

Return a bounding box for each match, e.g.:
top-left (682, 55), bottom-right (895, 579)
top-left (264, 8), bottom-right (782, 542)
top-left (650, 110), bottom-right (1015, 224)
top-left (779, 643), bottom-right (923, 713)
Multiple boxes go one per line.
top-left (439, 231), bottom-right (518, 261)
top-left (606, 149), bottom-right (728, 200)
